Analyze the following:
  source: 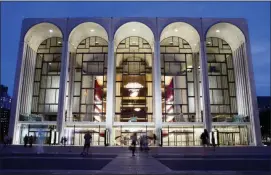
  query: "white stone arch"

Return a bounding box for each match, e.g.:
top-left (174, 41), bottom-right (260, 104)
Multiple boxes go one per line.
top-left (114, 21), bottom-right (155, 52)
top-left (24, 22), bottom-right (63, 51)
top-left (160, 22), bottom-right (200, 52)
top-left (205, 22), bottom-right (258, 145)
top-left (206, 22), bottom-right (246, 52)
top-left (68, 22), bottom-right (109, 52)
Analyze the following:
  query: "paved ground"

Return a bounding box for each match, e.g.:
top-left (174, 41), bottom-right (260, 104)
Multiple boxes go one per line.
top-left (0, 146), bottom-right (271, 174)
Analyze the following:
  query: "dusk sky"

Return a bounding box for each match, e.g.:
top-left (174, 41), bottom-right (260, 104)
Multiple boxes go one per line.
top-left (1, 1), bottom-right (270, 96)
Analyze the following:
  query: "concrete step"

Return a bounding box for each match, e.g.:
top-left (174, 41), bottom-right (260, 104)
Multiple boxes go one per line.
top-left (1, 145), bottom-right (271, 155)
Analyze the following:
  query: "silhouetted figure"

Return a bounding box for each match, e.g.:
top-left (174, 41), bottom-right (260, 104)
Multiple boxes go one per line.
top-left (153, 134), bottom-right (157, 145)
top-left (131, 133), bottom-right (137, 156)
top-left (63, 137), bottom-right (67, 146)
top-left (3, 134), bottom-right (9, 147)
top-left (29, 135), bottom-right (33, 147)
top-left (81, 131), bottom-right (92, 156)
top-left (23, 135), bottom-right (28, 147)
top-left (200, 129), bottom-right (209, 147)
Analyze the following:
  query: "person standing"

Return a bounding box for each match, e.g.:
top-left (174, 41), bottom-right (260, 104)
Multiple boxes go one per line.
top-left (200, 129), bottom-right (209, 155)
top-left (4, 134), bottom-right (9, 147)
top-left (29, 135), bottom-right (33, 147)
top-left (200, 129), bottom-right (209, 147)
top-left (81, 131), bottom-right (92, 156)
top-left (23, 135), bottom-right (28, 147)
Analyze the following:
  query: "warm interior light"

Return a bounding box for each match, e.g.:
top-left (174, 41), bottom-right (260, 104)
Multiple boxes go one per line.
top-left (216, 29), bottom-right (220, 33)
top-left (49, 29), bottom-right (53, 33)
top-left (134, 108), bottom-right (141, 112)
top-left (174, 29), bottom-right (178, 32)
top-left (124, 82), bottom-right (143, 97)
top-left (58, 41), bottom-right (61, 44)
top-left (90, 29), bottom-right (95, 32)
top-left (132, 29), bottom-right (136, 31)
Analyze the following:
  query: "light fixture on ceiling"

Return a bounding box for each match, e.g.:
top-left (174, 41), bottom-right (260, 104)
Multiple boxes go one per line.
top-left (58, 41), bottom-right (61, 44)
top-left (132, 29), bottom-right (136, 31)
top-left (124, 82), bottom-right (143, 97)
top-left (169, 41), bottom-right (173, 45)
top-left (95, 41), bottom-right (99, 45)
top-left (207, 41), bottom-right (211, 44)
top-left (216, 29), bottom-right (220, 33)
top-left (134, 108), bottom-right (141, 112)
top-left (49, 29), bottom-right (53, 33)
top-left (187, 65), bottom-right (192, 68)
top-left (174, 29), bottom-right (178, 32)
top-left (194, 44), bottom-right (197, 46)
top-left (90, 29), bottom-right (95, 32)
top-left (49, 63), bottom-right (52, 65)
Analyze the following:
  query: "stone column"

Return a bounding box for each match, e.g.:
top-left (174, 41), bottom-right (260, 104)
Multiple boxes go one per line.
top-left (57, 38), bottom-right (69, 140)
top-left (193, 53), bottom-right (201, 122)
top-left (243, 42), bottom-right (262, 146)
top-left (9, 41), bottom-right (27, 144)
top-left (199, 39), bottom-right (212, 132)
top-left (67, 53), bottom-right (75, 122)
top-left (105, 37), bottom-right (115, 145)
top-left (153, 38), bottom-right (163, 145)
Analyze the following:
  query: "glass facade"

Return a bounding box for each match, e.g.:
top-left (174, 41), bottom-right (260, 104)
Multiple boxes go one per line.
top-left (115, 37), bottom-right (153, 122)
top-left (72, 37), bottom-right (108, 122)
top-left (206, 37), bottom-right (238, 122)
top-left (31, 37), bottom-right (63, 121)
top-left (160, 37), bottom-right (198, 122)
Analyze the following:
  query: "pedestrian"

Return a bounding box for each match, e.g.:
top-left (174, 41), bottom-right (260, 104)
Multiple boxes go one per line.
top-left (3, 134), bottom-right (9, 147)
top-left (153, 133), bottom-right (157, 145)
top-left (200, 129), bottom-right (209, 155)
top-left (29, 135), bottom-right (33, 147)
top-left (64, 137), bottom-right (67, 147)
top-left (143, 135), bottom-right (149, 152)
top-left (81, 131), bottom-right (92, 156)
top-left (61, 137), bottom-right (64, 146)
top-left (139, 135), bottom-right (143, 152)
top-left (211, 132), bottom-right (216, 151)
top-left (130, 133), bottom-right (137, 157)
top-left (23, 135), bottom-right (28, 147)
top-left (200, 129), bottom-right (209, 147)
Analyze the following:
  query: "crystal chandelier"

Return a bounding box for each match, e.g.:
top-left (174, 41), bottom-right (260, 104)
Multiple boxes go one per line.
top-left (124, 82), bottom-right (143, 97)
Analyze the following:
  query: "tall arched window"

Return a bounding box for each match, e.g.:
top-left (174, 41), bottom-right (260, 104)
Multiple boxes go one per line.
top-left (160, 36), bottom-right (197, 122)
top-left (31, 37), bottom-right (63, 121)
top-left (206, 37), bottom-right (237, 122)
top-left (72, 36), bottom-right (108, 122)
top-left (115, 36), bottom-right (153, 122)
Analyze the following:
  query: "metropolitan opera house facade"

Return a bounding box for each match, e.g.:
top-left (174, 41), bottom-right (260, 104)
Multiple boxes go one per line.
top-left (8, 17), bottom-right (262, 146)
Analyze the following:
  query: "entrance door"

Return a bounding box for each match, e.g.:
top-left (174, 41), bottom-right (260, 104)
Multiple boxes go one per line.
top-left (115, 129), bottom-right (154, 146)
top-left (219, 132), bottom-right (237, 146)
top-left (173, 132), bottom-right (194, 146)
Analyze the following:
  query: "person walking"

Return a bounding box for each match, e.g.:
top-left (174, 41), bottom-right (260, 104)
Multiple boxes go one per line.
top-left (130, 133), bottom-right (137, 157)
top-left (81, 131), bottom-right (92, 156)
top-left (23, 135), bottom-right (28, 147)
top-left (211, 132), bottom-right (216, 151)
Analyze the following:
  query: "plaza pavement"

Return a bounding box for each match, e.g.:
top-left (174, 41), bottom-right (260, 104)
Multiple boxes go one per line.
top-left (0, 145), bottom-right (270, 175)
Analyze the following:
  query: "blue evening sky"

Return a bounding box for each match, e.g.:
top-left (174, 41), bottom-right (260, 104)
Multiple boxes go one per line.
top-left (1, 1), bottom-right (270, 96)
